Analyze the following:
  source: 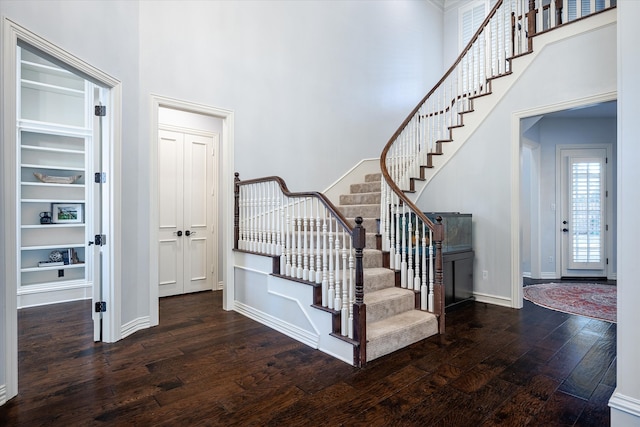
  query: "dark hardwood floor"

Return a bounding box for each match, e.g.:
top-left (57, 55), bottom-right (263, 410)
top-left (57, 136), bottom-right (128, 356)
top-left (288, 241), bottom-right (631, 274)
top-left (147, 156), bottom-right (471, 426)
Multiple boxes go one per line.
top-left (0, 291), bottom-right (615, 426)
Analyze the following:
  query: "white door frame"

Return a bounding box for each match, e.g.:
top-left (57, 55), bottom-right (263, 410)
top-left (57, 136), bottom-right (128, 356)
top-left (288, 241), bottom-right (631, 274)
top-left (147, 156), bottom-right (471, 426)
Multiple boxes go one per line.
top-left (149, 95), bottom-right (235, 327)
top-left (511, 91), bottom-right (617, 309)
top-left (1, 18), bottom-right (122, 402)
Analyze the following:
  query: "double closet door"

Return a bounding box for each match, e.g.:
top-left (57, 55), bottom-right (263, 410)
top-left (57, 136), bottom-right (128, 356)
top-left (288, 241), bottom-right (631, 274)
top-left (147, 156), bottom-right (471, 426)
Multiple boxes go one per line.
top-left (158, 128), bottom-right (216, 297)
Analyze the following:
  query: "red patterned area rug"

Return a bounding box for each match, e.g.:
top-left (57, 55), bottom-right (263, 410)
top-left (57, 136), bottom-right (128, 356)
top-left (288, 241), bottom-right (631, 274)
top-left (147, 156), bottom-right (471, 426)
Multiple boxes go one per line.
top-left (523, 283), bottom-right (616, 323)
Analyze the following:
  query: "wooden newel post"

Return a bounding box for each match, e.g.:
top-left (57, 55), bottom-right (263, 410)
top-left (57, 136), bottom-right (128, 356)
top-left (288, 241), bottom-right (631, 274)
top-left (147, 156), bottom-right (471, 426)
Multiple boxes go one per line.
top-left (234, 172), bottom-right (240, 250)
top-left (434, 216), bottom-right (445, 335)
top-left (352, 216), bottom-right (367, 367)
top-left (527, 0), bottom-right (537, 50)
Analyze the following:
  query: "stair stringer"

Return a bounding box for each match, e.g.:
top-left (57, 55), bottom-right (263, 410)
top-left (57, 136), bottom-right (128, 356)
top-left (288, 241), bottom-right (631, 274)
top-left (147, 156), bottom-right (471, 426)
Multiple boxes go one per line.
top-left (408, 8), bottom-right (617, 204)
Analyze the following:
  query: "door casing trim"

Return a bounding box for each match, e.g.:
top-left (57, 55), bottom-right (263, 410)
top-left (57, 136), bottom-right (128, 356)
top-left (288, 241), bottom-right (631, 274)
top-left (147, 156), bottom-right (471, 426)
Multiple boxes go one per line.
top-left (149, 95), bottom-right (235, 326)
top-left (2, 17), bottom-right (122, 401)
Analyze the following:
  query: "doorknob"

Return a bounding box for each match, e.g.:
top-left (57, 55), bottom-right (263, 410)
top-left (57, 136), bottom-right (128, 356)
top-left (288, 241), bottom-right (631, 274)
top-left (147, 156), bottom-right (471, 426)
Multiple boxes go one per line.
top-left (174, 230), bottom-right (183, 237)
top-left (562, 220), bottom-right (568, 225)
top-left (185, 230), bottom-right (196, 236)
top-left (562, 228), bottom-right (569, 233)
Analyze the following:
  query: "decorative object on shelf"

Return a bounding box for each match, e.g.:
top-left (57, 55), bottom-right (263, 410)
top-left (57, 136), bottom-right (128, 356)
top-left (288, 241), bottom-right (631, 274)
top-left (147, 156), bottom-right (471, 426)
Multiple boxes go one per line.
top-left (39, 211), bottom-right (52, 224)
top-left (33, 172), bottom-right (82, 184)
top-left (51, 203), bottom-right (84, 224)
top-left (49, 250), bottom-right (63, 262)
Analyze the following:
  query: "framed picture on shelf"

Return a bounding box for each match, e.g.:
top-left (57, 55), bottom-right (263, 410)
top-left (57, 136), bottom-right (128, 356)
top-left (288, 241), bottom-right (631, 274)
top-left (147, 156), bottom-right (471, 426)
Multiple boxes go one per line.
top-left (51, 203), bottom-right (84, 224)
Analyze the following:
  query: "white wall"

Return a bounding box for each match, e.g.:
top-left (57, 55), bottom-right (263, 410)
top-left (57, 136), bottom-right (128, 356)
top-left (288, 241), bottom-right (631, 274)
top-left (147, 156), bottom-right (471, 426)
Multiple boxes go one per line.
top-left (417, 21), bottom-right (616, 303)
top-left (138, 0), bottom-right (443, 192)
top-left (611, 1), bottom-right (640, 424)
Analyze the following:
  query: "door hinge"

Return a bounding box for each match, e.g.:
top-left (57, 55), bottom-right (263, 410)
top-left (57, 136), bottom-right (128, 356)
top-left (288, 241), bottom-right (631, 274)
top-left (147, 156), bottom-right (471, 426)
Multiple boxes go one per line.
top-left (606, 258), bottom-right (609, 265)
top-left (95, 301), bottom-right (107, 312)
top-left (95, 105), bottom-right (107, 116)
top-left (94, 234), bottom-right (107, 246)
top-left (606, 224), bottom-right (609, 231)
top-left (95, 172), bottom-right (107, 183)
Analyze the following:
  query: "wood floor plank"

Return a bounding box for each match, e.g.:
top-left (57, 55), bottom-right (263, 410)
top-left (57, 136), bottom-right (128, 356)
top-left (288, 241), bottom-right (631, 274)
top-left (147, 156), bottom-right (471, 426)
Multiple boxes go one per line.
top-left (0, 291), bottom-right (616, 426)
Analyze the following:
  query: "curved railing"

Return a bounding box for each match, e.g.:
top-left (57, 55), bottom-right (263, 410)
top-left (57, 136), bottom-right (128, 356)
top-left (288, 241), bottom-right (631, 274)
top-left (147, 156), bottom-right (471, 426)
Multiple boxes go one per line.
top-left (379, 0), bottom-right (616, 332)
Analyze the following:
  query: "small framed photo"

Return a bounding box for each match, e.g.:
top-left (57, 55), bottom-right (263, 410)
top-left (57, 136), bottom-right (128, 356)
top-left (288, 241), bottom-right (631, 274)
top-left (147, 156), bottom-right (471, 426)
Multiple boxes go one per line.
top-left (51, 203), bottom-right (84, 224)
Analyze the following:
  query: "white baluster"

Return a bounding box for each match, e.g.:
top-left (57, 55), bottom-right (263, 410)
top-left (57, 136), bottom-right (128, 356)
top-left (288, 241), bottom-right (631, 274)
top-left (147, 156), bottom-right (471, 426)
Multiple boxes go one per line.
top-left (421, 222), bottom-right (428, 310)
top-left (279, 193), bottom-right (286, 273)
top-left (428, 228), bottom-right (434, 312)
top-left (327, 217), bottom-right (334, 310)
top-left (322, 212), bottom-right (328, 306)
top-left (316, 204), bottom-right (322, 285)
top-left (296, 200), bottom-right (303, 279)
top-left (303, 199), bottom-right (309, 281)
top-left (270, 182), bottom-right (277, 255)
top-left (407, 212), bottom-right (414, 291)
top-left (401, 204), bottom-right (408, 289)
top-left (394, 202), bottom-right (401, 270)
top-left (334, 228), bottom-right (342, 312)
top-left (341, 232), bottom-right (349, 336)
top-left (414, 220), bottom-right (421, 291)
top-left (260, 182), bottom-right (265, 253)
top-left (285, 197), bottom-right (292, 276)
top-left (308, 199), bottom-right (315, 282)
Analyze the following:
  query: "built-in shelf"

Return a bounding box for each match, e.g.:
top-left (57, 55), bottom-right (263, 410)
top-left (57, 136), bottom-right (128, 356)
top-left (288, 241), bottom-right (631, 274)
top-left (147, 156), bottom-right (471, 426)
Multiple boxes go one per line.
top-left (21, 79), bottom-right (84, 97)
top-left (21, 264), bottom-right (85, 273)
top-left (21, 244), bottom-right (86, 251)
top-left (21, 182), bottom-right (86, 189)
top-left (21, 223), bottom-right (85, 229)
top-left (21, 164), bottom-right (84, 172)
top-left (17, 46), bottom-right (93, 307)
top-left (21, 145), bottom-right (84, 155)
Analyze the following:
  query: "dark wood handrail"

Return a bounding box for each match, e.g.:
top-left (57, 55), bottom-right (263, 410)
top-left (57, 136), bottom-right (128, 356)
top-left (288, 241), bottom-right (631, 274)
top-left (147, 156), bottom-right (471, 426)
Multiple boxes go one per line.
top-left (234, 172), bottom-right (354, 233)
top-left (380, 0), bottom-right (506, 222)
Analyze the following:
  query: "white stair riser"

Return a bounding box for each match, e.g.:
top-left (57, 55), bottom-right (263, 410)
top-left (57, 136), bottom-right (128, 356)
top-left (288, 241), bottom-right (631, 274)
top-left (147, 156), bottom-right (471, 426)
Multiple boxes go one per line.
top-left (340, 193), bottom-right (381, 205)
top-left (366, 292), bottom-right (415, 323)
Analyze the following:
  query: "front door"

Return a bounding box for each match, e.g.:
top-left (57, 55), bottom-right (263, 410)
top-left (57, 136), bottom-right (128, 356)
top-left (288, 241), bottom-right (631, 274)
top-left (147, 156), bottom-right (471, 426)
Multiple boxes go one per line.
top-left (158, 128), bottom-right (215, 296)
top-left (560, 147), bottom-right (609, 277)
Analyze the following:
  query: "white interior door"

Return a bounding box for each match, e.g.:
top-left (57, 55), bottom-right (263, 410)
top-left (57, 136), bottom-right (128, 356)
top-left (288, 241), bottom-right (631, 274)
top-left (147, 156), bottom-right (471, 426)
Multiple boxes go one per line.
top-left (560, 147), bottom-right (608, 277)
top-left (158, 129), bottom-right (214, 297)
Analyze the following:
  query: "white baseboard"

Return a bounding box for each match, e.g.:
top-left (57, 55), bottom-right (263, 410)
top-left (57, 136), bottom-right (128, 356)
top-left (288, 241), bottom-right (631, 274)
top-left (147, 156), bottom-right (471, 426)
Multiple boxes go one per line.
top-left (609, 391), bottom-right (640, 425)
top-left (0, 383), bottom-right (6, 406)
top-left (216, 281), bottom-right (224, 291)
top-left (121, 316), bottom-right (151, 339)
top-left (523, 271), bottom-right (532, 279)
top-left (234, 301), bottom-right (319, 348)
top-left (540, 272), bottom-right (557, 280)
top-left (473, 292), bottom-right (513, 308)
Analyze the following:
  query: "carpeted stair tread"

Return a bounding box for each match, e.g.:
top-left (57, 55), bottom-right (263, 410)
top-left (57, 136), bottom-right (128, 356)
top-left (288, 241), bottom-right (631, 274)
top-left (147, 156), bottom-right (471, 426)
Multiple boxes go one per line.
top-left (365, 287), bottom-right (416, 323)
top-left (366, 310), bottom-right (438, 361)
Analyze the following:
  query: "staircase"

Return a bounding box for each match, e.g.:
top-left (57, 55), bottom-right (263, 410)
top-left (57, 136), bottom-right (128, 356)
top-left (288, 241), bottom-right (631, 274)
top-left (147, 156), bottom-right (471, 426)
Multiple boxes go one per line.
top-left (233, 0), bottom-right (617, 368)
top-left (338, 173), bottom-right (438, 362)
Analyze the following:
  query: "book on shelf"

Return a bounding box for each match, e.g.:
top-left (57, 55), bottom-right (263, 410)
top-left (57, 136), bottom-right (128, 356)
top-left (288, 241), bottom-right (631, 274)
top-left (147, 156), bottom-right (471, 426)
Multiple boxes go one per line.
top-left (38, 261), bottom-right (64, 267)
